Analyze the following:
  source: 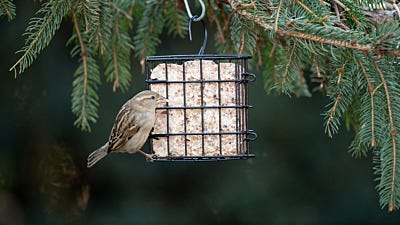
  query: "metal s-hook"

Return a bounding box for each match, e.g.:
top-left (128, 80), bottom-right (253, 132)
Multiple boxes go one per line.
top-left (184, 0), bottom-right (207, 55)
top-left (183, 0), bottom-right (205, 21)
top-left (188, 16), bottom-right (207, 55)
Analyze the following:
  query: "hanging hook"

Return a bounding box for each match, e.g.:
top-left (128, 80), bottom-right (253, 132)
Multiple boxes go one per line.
top-left (188, 16), bottom-right (207, 55)
top-left (183, 0), bottom-right (205, 22)
top-left (184, 0), bottom-right (207, 55)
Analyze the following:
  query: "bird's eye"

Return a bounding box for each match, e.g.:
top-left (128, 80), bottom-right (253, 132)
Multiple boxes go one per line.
top-left (151, 95), bottom-right (155, 99)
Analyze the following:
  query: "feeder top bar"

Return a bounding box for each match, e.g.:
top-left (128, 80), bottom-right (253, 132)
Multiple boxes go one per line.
top-left (146, 54), bottom-right (252, 62)
top-left (153, 154), bottom-right (255, 162)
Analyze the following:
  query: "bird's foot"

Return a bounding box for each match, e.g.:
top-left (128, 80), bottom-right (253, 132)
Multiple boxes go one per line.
top-left (138, 150), bottom-right (156, 163)
top-left (145, 154), bottom-right (155, 163)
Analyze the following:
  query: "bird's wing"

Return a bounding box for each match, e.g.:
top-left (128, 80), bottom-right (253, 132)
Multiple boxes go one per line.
top-left (107, 105), bottom-right (140, 152)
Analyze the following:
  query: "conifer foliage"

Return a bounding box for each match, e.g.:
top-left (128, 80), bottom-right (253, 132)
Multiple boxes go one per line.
top-left (4, 0), bottom-right (400, 211)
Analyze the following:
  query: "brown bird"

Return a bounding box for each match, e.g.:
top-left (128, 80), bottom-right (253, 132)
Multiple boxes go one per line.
top-left (87, 90), bottom-right (167, 168)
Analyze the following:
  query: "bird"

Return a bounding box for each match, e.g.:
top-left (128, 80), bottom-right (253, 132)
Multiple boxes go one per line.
top-left (87, 90), bottom-right (167, 168)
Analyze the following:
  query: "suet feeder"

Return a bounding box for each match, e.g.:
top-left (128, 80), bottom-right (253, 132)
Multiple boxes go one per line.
top-left (145, 0), bottom-right (257, 161)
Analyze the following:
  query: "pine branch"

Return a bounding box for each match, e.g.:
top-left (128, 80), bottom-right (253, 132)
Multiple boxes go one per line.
top-left (103, 2), bottom-right (133, 93)
top-left (9, 0), bottom-right (72, 75)
top-left (294, 0), bottom-right (328, 26)
top-left (111, 42), bottom-right (120, 91)
top-left (370, 56), bottom-right (398, 211)
top-left (71, 5), bottom-right (100, 132)
top-left (208, 4), bottom-right (225, 42)
top-left (90, 0), bottom-right (112, 56)
top-left (165, 0), bottom-right (187, 38)
top-left (72, 8), bottom-right (89, 130)
top-left (72, 9), bottom-right (88, 98)
top-left (227, 0), bottom-right (400, 57)
top-left (324, 58), bottom-right (356, 138)
top-left (133, 0), bottom-right (165, 71)
top-left (282, 42), bottom-right (296, 91)
top-left (262, 42), bottom-right (280, 94)
top-left (325, 85), bottom-right (343, 138)
top-left (356, 57), bottom-right (384, 147)
top-left (110, 1), bottom-right (133, 21)
top-left (274, 0), bottom-right (283, 31)
top-left (104, 29), bottom-right (132, 92)
top-left (230, 14), bottom-right (258, 55)
top-left (0, 0), bottom-right (15, 21)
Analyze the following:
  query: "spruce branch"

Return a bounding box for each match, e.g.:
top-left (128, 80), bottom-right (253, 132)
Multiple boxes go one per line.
top-left (282, 42), bottom-right (296, 91)
top-left (133, 0), bottom-right (165, 71)
top-left (105, 29), bottom-right (133, 93)
top-left (174, 4), bottom-right (182, 36)
top-left (72, 8), bottom-right (89, 130)
top-left (70, 5), bottom-right (100, 132)
top-left (356, 57), bottom-right (383, 148)
top-left (90, 0), bottom-right (112, 56)
top-left (0, 0), bottom-right (15, 21)
top-left (208, 3), bottom-right (225, 42)
top-left (111, 42), bottom-right (120, 92)
top-left (263, 42), bottom-right (279, 93)
top-left (104, 7), bottom-right (133, 93)
top-left (324, 59), bottom-right (352, 138)
top-left (255, 41), bottom-right (262, 67)
top-left (164, 0), bottom-right (187, 38)
top-left (332, 0), bottom-right (361, 26)
top-left (294, 0), bottom-right (327, 26)
top-left (0, 0), bottom-right (11, 18)
top-left (110, 1), bottom-right (133, 21)
top-left (228, 1), bottom-right (400, 57)
top-left (370, 56), bottom-right (399, 211)
top-left (325, 83), bottom-right (343, 138)
top-left (9, 0), bottom-right (72, 76)
top-left (274, 0), bottom-right (282, 31)
top-left (312, 55), bottom-right (326, 92)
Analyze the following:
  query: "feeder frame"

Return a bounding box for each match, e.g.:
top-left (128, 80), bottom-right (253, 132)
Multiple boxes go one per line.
top-left (146, 54), bottom-right (257, 162)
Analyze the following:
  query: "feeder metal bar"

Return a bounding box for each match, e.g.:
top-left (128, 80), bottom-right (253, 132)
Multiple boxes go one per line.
top-left (153, 154), bottom-right (255, 162)
top-left (146, 54), bottom-right (252, 61)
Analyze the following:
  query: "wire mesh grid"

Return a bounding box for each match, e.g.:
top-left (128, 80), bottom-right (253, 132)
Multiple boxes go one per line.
top-left (146, 55), bottom-right (256, 161)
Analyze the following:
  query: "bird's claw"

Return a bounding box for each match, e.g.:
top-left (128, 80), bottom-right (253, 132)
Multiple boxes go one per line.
top-left (146, 154), bottom-right (156, 163)
top-left (138, 150), bottom-right (156, 163)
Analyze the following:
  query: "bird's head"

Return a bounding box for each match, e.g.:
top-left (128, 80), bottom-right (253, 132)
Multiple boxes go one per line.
top-left (133, 90), bottom-right (168, 107)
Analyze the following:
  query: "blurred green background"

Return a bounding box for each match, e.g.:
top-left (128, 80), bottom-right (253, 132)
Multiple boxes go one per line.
top-left (2, 2), bottom-right (400, 225)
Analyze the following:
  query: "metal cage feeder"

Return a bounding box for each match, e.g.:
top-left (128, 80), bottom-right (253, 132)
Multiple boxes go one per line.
top-left (145, 54), bottom-right (257, 161)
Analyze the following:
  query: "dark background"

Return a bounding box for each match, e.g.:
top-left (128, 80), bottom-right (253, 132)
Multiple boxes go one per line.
top-left (1, 2), bottom-right (400, 225)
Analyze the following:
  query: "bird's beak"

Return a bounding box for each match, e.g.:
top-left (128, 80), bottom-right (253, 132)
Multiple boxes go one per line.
top-left (157, 97), bottom-right (168, 104)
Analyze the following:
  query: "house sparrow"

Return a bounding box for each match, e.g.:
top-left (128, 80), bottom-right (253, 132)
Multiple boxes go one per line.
top-left (87, 90), bottom-right (167, 168)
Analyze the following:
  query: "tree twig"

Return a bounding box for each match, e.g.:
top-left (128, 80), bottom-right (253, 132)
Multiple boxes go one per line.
top-left (337, 60), bottom-right (347, 84)
top-left (239, 31), bottom-right (245, 54)
top-left (326, 88), bottom-right (342, 138)
top-left (112, 42), bottom-right (120, 92)
top-left (274, 0), bottom-right (283, 31)
top-left (331, 0), bottom-right (361, 25)
top-left (1, 0), bottom-right (11, 19)
top-left (282, 41), bottom-right (296, 90)
top-left (313, 55), bottom-right (325, 91)
top-left (228, 3), bottom-right (400, 57)
top-left (72, 8), bottom-right (88, 125)
top-left (9, 1), bottom-right (65, 75)
top-left (295, 0), bottom-right (327, 26)
top-left (357, 58), bottom-right (377, 147)
top-left (370, 57), bottom-right (398, 212)
top-left (110, 1), bottom-right (133, 21)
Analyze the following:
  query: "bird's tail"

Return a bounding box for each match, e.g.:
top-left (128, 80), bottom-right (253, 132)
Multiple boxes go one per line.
top-left (87, 143), bottom-right (108, 168)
